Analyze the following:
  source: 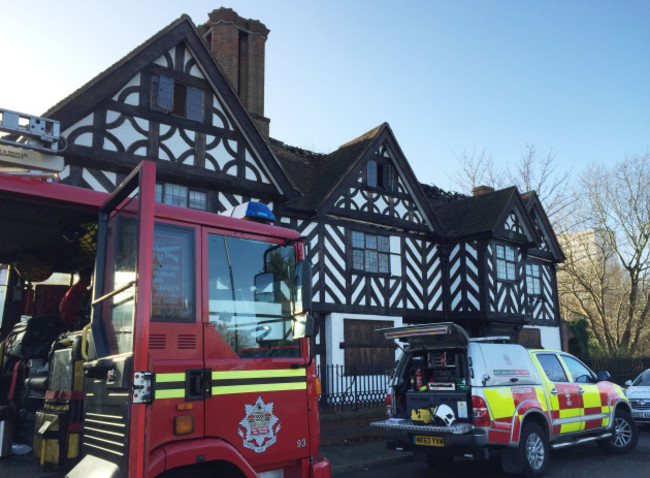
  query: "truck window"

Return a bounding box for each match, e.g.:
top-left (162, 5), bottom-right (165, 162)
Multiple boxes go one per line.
top-left (207, 233), bottom-right (298, 358)
top-left (561, 355), bottom-right (595, 383)
top-left (105, 216), bottom-right (138, 355)
top-left (103, 220), bottom-right (196, 354)
top-left (151, 224), bottom-right (195, 322)
top-left (536, 353), bottom-right (569, 382)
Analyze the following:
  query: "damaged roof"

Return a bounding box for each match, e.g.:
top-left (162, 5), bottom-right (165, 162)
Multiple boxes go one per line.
top-left (270, 124), bottom-right (383, 212)
top-left (431, 186), bottom-right (520, 239)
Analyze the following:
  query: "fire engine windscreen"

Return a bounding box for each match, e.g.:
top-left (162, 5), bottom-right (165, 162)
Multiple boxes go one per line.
top-left (208, 234), bottom-right (302, 358)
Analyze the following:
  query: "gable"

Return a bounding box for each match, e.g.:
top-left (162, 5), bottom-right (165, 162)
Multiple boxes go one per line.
top-left (525, 197), bottom-right (566, 262)
top-left (495, 198), bottom-right (540, 246)
top-left (332, 141), bottom-right (426, 227)
top-left (433, 186), bottom-right (540, 246)
top-left (321, 126), bottom-right (440, 233)
top-left (48, 17), bottom-right (295, 206)
top-left (529, 208), bottom-right (551, 253)
top-left (500, 208), bottom-right (528, 239)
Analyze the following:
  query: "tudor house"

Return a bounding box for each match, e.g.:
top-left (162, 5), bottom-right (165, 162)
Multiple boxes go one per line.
top-left (15, 8), bottom-right (565, 374)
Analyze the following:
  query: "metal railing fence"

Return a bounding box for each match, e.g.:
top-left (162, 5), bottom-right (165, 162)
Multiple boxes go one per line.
top-left (585, 357), bottom-right (650, 386)
top-left (317, 364), bottom-right (390, 411)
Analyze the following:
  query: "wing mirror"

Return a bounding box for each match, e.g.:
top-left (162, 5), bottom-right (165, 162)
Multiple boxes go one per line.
top-left (596, 370), bottom-right (611, 382)
top-left (292, 261), bottom-right (314, 338)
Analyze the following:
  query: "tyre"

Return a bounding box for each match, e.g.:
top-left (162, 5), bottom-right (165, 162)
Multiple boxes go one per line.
top-left (597, 408), bottom-right (638, 454)
top-left (519, 422), bottom-right (549, 478)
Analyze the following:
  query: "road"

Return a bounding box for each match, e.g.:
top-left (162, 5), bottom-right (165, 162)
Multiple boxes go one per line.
top-left (337, 426), bottom-right (650, 477)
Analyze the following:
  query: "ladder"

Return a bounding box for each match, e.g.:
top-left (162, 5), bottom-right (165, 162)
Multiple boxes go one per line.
top-left (0, 107), bottom-right (65, 153)
top-left (0, 108), bottom-right (65, 172)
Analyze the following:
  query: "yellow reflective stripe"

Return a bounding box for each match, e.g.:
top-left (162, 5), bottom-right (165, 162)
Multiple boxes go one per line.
top-left (155, 372), bottom-right (185, 400)
top-left (212, 382), bottom-right (307, 396)
top-left (211, 369), bottom-right (306, 380)
top-left (152, 369), bottom-right (309, 399)
top-left (156, 373), bottom-right (186, 383)
top-left (211, 368), bottom-right (307, 396)
top-left (156, 389), bottom-right (186, 399)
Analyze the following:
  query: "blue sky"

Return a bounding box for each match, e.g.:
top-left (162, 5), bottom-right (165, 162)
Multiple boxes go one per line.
top-left (1, 1), bottom-right (648, 190)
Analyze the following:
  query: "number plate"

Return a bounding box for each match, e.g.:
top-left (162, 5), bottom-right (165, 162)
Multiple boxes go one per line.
top-left (633, 411), bottom-right (650, 419)
top-left (414, 435), bottom-right (445, 447)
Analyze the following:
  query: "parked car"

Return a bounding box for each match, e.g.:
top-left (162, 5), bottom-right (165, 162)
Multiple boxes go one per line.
top-left (625, 369), bottom-right (650, 424)
top-left (372, 322), bottom-right (638, 477)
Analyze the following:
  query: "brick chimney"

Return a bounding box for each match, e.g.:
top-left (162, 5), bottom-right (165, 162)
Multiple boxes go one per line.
top-left (472, 185), bottom-right (495, 196)
top-left (199, 8), bottom-right (270, 138)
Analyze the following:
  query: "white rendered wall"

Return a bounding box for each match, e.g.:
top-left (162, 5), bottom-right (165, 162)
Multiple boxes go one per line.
top-left (525, 324), bottom-right (562, 351)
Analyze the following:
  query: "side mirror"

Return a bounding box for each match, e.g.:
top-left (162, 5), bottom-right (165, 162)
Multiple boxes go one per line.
top-left (625, 380), bottom-right (633, 387)
top-left (292, 313), bottom-right (314, 339)
top-left (294, 261), bottom-right (312, 315)
top-left (597, 370), bottom-right (611, 382)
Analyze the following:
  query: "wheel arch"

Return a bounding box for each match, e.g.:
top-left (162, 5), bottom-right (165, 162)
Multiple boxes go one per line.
top-left (612, 399), bottom-right (632, 416)
top-left (151, 438), bottom-right (257, 478)
top-left (517, 410), bottom-right (550, 445)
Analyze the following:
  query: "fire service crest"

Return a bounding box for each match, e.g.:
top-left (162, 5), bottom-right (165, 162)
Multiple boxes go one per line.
top-left (238, 396), bottom-right (280, 452)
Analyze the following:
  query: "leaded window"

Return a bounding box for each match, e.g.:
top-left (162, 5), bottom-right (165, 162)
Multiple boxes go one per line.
top-left (496, 244), bottom-right (516, 281)
top-left (526, 263), bottom-right (541, 295)
top-left (155, 183), bottom-right (207, 211)
top-left (352, 231), bottom-right (390, 274)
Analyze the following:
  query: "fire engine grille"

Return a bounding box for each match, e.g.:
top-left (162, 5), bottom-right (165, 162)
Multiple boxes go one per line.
top-left (149, 334), bottom-right (166, 349)
top-left (178, 334), bottom-right (196, 349)
top-left (82, 410), bottom-right (128, 459)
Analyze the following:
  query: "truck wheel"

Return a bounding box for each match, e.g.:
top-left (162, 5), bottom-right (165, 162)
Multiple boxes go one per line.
top-left (597, 409), bottom-right (638, 454)
top-left (519, 422), bottom-right (549, 477)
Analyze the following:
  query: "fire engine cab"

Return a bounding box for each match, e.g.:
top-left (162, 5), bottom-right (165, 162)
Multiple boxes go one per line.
top-left (0, 109), bottom-right (330, 478)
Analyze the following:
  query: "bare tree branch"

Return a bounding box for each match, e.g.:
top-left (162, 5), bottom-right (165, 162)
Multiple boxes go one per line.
top-left (558, 152), bottom-right (650, 356)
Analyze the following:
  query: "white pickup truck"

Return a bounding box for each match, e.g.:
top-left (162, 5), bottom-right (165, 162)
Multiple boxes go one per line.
top-left (372, 322), bottom-right (638, 477)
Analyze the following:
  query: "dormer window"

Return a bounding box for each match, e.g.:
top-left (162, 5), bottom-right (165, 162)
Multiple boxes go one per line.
top-left (367, 160), bottom-right (394, 191)
top-left (152, 75), bottom-right (203, 121)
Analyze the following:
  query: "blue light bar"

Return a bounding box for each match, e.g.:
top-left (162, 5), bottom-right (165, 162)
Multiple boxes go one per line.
top-left (223, 201), bottom-right (276, 223)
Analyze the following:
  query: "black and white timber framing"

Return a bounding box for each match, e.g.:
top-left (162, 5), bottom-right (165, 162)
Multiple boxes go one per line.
top-left (36, 14), bottom-right (566, 369)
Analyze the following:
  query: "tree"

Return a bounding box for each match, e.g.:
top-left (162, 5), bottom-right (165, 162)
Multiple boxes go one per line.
top-left (450, 144), bottom-right (574, 228)
top-left (557, 152), bottom-right (650, 356)
top-left (450, 148), bottom-right (502, 192)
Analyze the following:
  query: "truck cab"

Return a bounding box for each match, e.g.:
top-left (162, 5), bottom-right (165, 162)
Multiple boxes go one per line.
top-left (0, 158), bottom-right (330, 478)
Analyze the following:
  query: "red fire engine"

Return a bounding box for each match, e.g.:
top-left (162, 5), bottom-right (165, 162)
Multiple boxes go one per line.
top-left (0, 109), bottom-right (330, 477)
